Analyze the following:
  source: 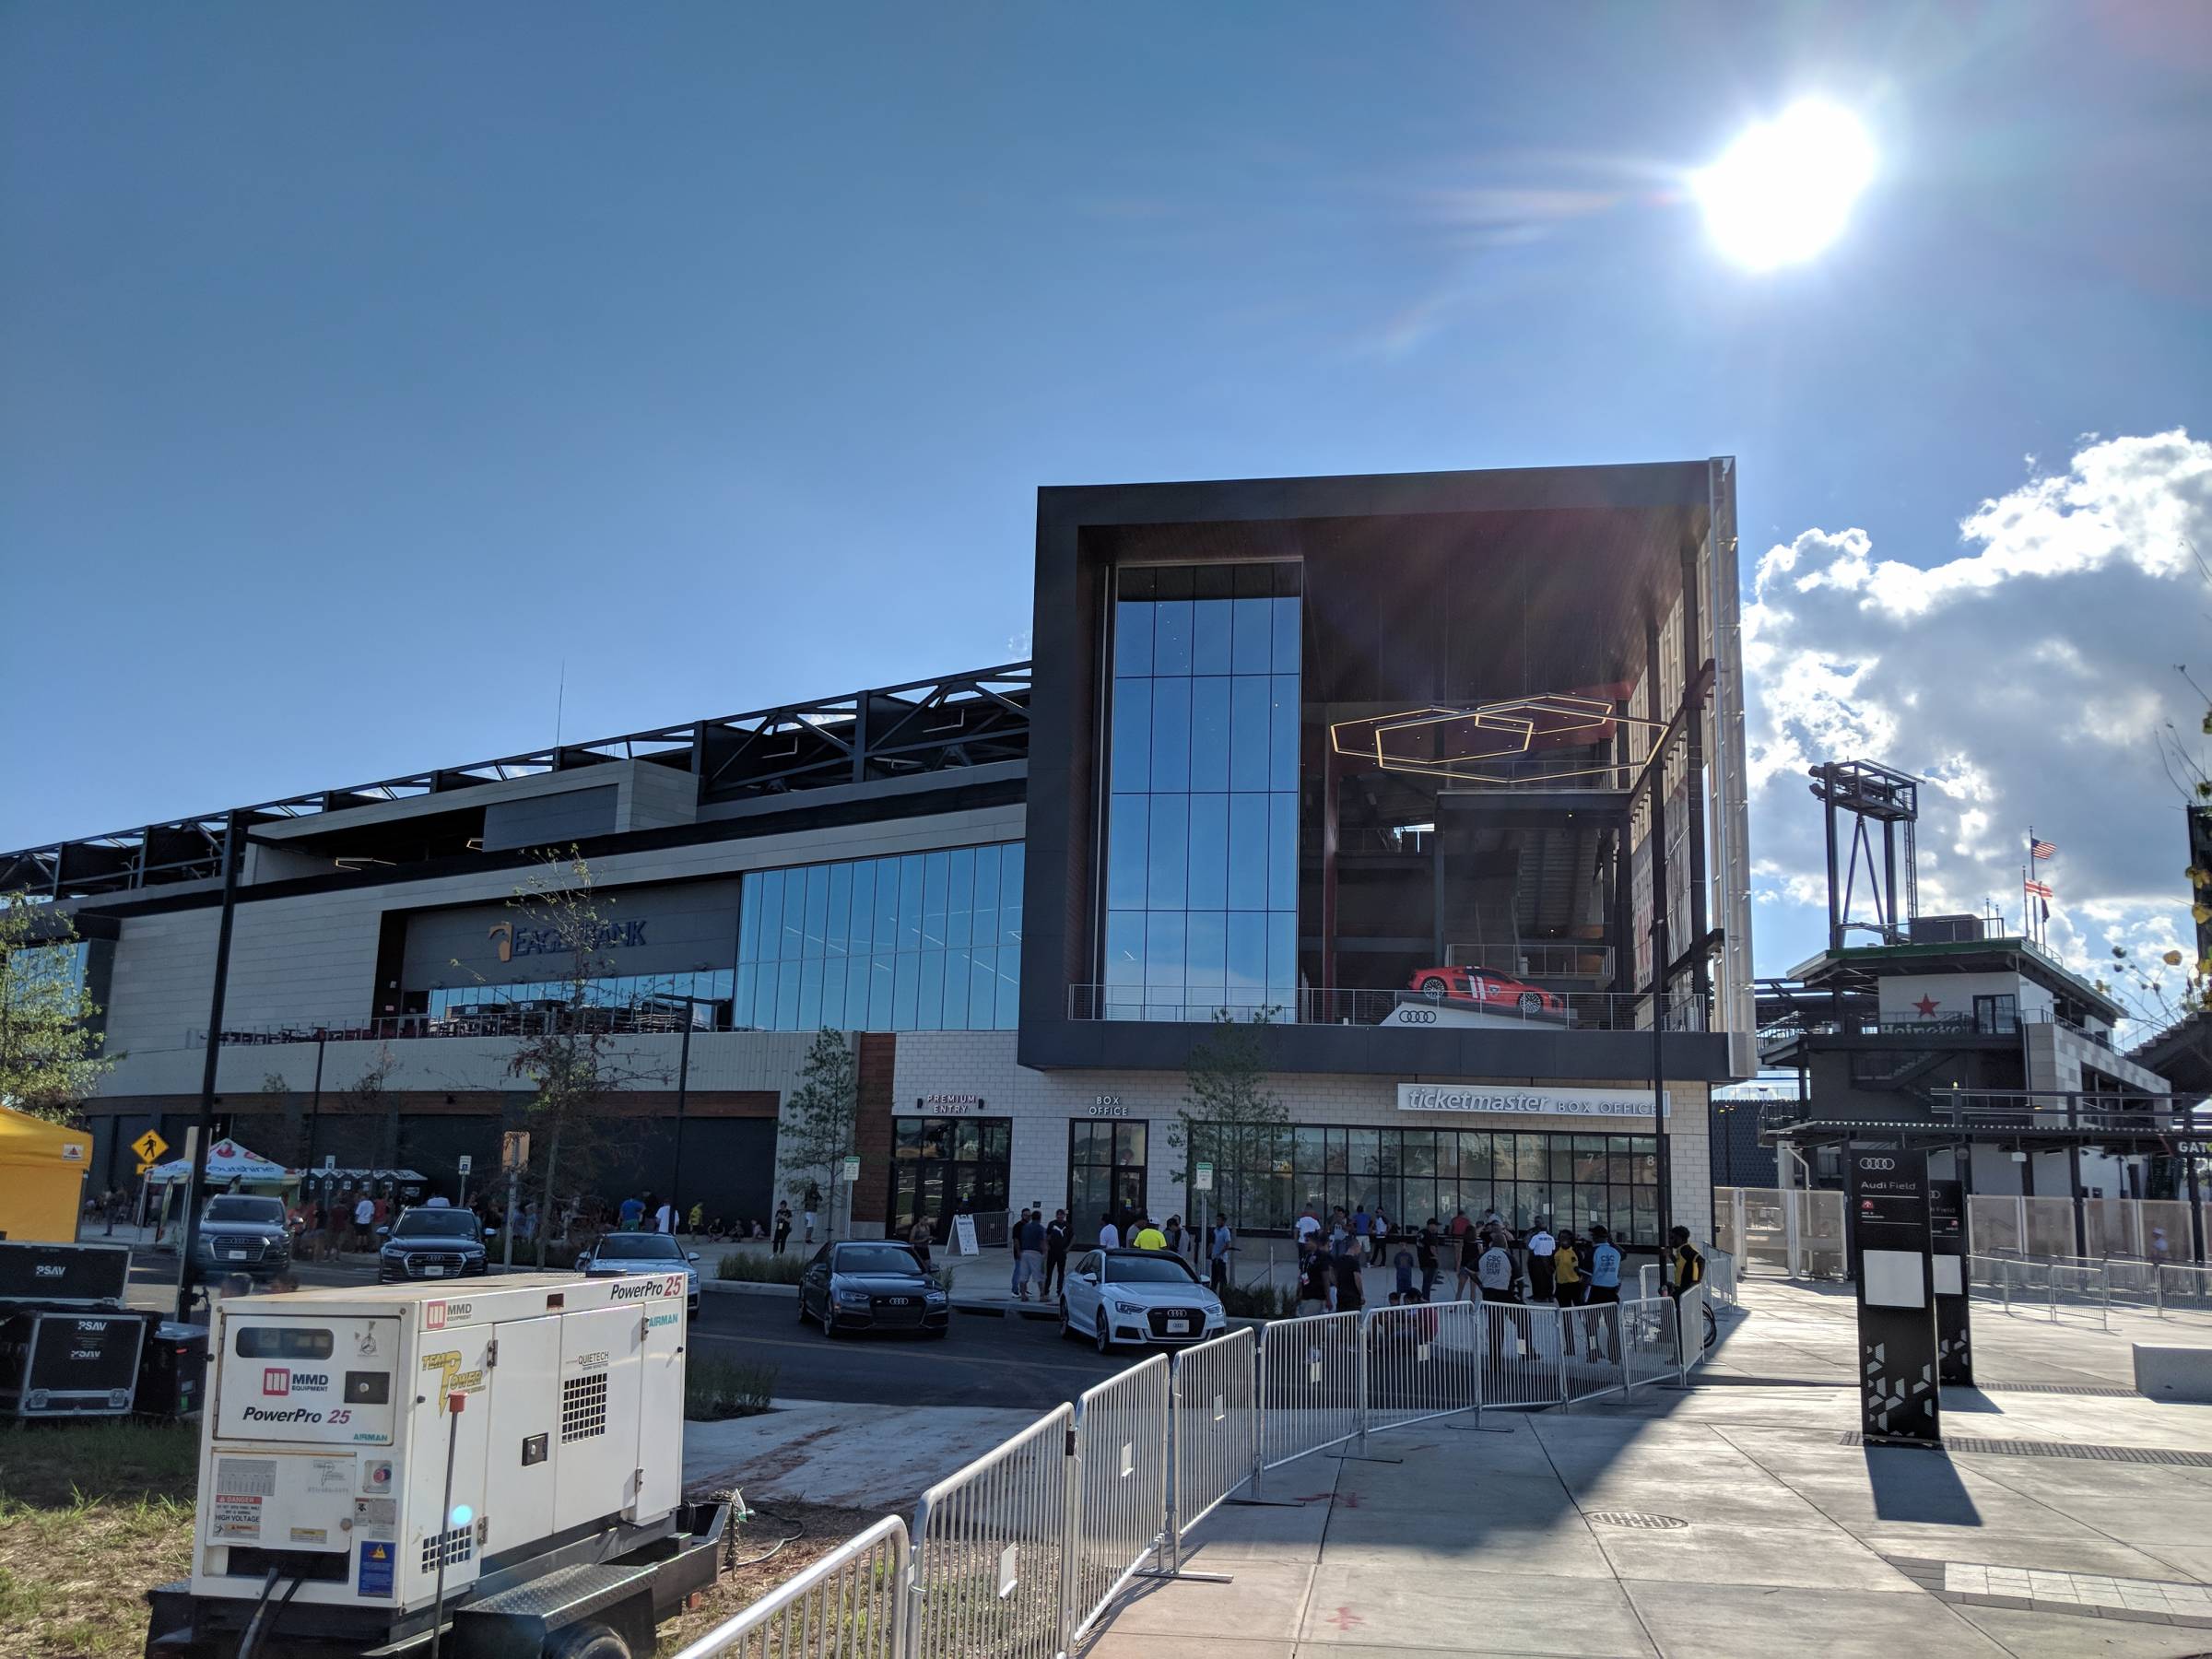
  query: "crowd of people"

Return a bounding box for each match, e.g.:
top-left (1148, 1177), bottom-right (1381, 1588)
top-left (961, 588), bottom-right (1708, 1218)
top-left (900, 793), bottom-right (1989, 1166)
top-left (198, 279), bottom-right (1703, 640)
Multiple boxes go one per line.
top-left (1288, 1203), bottom-right (1706, 1356)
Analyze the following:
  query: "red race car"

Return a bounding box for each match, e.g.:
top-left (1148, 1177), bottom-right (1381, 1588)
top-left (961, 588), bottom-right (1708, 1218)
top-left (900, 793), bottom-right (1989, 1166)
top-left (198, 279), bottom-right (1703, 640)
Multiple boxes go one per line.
top-left (1408, 968), bottom-right (1565, 1017)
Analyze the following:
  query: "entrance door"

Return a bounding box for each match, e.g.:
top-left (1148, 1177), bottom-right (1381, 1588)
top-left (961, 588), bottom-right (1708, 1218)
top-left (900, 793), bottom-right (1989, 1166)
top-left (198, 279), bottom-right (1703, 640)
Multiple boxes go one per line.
top-left (888, 1116), bottom-right (1012, 1245)
top-left (1068, 1120), bottom-right (1147, 1245)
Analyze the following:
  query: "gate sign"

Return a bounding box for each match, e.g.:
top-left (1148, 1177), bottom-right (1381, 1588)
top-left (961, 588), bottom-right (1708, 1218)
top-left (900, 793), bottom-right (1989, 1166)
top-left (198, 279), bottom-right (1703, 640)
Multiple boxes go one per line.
top-left (132, 1130), bottom-right (169, 1165)
top-left (1194, 1161), bottom-right (1215, 1192)
top-left (1928, 1178), bottom-right (1972, 1386)
top-left (1846, 1147), bottom-right (1940, 1446)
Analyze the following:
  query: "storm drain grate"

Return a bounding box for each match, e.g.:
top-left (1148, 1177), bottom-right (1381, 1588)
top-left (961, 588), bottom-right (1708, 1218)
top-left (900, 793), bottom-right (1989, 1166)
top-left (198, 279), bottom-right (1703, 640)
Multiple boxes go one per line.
top-left (1840, 1431), bottom-right (2212, 1467)
top-left (1585, 1512), bottom-right (1689, 1530)
top-left (1968, 1382), bottom-right (2144, 1398)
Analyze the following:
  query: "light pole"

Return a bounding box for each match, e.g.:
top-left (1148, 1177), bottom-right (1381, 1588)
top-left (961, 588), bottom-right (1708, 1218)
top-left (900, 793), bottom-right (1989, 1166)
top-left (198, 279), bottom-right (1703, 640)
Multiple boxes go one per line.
top-left (175, 810), bottom-right (244, 1324)
top-left (652, 984), bottom-right (721, 1231)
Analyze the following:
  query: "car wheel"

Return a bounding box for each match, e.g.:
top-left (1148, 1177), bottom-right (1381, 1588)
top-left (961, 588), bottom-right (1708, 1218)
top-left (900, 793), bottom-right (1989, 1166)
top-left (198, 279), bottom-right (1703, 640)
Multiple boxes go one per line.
top-left (795, 1290), bottom-right (810, 1324)
top-left (923, 1324), bottom-right (947, 1340)
top-left (1059, 1299), bottom-right (1074, 1342)
top-left (1517, 991), bottom-right (1541, 1015)
top-left (1093, 1310), bottom-right (1116, 1356)
top-left (1418, 977), bottom-right (1447, 1003)
top-left (821, 1303), bottom-right (840, 1339)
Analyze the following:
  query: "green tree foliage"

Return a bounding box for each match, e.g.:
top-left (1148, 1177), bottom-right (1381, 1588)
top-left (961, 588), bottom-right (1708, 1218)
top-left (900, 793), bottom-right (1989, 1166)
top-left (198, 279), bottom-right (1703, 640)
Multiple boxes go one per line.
top-left (779, 1028), bottom-right (859, 1236)
top-left (0, 893), bottom-right (113, 1123)
top-left (1169, 1008), bottom-right (1287, 1231)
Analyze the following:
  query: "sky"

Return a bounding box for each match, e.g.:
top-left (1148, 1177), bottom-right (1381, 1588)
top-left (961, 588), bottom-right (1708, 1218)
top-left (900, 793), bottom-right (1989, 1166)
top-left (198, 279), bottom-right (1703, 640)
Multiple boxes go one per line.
top-left (4, 3), bottom-right (2208, 1008)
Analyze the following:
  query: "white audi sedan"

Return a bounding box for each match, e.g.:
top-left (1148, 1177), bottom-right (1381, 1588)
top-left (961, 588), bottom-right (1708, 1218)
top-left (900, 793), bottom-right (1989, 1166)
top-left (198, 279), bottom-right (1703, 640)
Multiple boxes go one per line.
top-left (1060, 1248), bottom-right (1228, 1353)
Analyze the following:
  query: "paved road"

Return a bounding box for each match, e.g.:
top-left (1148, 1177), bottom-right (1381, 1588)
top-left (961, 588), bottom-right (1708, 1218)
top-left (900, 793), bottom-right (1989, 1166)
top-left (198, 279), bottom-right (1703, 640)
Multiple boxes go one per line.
top-left (123, 1253), bottom-right (1143, 1411)
top-left (691, 1292), bottom-right (1147, 1409)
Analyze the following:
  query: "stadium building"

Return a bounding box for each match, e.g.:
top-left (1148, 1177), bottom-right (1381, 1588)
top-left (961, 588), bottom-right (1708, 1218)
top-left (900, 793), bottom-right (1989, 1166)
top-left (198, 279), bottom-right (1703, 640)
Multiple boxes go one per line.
top-left (6, 460), bottom-right (1755, 1247)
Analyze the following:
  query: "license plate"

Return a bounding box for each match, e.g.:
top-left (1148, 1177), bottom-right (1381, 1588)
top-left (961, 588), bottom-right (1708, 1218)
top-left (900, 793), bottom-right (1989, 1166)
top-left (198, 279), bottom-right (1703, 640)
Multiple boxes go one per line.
top-left (225, 1249), bottom-right (247, 1260)
top-left (1167, 1319), bottom-right (1190, 1335)
top-left (422, 1265), bottom-right (445, 1277)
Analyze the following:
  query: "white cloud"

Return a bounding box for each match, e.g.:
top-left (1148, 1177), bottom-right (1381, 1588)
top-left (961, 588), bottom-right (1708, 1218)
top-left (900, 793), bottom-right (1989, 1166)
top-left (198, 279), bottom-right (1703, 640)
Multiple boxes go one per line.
top-left (1745, 429), bottom-right (2212, 1020)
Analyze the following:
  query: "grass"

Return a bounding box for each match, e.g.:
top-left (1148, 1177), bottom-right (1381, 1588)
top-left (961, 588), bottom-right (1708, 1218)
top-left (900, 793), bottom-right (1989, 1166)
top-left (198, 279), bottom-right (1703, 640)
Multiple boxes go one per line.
top-left (719, 1251), bottom-right (806, 1284)
top-left (0, 1419), bottom-right (200, 1659)
top-left (685, 1357), bottom-right (779, 1421)
top-left (660, 1500), bottom-right (884, 1653)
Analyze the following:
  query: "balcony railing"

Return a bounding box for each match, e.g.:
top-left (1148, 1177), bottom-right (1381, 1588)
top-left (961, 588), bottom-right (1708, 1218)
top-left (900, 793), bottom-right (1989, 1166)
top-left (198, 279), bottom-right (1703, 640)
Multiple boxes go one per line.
top-left (1065, 984), bottom-right (1709, 1033)
top-left (189, 1007), bottom-right (712, 1046)
top-left (1760, 1088), bottom-right (2191, 1138)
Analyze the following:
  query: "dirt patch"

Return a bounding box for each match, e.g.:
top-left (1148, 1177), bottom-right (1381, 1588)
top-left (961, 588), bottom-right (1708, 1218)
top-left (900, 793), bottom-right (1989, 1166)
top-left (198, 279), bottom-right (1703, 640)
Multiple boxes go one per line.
top-left (661, 1497), bottom-right (886, 1650)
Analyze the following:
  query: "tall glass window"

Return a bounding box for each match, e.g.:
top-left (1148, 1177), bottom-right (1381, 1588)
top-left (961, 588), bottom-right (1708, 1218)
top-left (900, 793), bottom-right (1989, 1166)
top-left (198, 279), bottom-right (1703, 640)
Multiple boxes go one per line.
top-left (1104, 563), bottom-right (1300, 1019)
top-left (735, 843), bottom-right (1022, 1032)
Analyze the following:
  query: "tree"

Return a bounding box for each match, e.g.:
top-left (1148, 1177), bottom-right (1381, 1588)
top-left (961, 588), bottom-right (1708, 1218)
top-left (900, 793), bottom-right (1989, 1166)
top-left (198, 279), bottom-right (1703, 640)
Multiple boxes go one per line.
top-left (0, 893), bottom-right (113, 1123)
top-left (1169, 1008), bottom-right (1288, 1237)
top-left (779, 1028), bottom-right (859, 1240)
top-left (495, 851), bottom-right (662, 1266)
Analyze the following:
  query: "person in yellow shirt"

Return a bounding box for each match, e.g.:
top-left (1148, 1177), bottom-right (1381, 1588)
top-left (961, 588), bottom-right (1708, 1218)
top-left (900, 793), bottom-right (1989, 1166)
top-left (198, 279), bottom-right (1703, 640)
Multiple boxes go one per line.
top-left (1552, 1230), bottom-right (1585, 1355)
top-left (1131, 1217), bottom-right (1168, 1251)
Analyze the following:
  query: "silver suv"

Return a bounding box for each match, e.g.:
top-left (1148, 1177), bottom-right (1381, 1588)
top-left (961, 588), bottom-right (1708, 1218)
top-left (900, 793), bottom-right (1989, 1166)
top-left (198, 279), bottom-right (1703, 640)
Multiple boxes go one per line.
top-left (194, 1194), bottom-right (291, 1281)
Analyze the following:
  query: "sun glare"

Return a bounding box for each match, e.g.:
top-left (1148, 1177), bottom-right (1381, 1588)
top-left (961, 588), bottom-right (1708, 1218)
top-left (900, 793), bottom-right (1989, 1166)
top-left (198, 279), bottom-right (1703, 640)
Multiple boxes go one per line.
top-left (1693, 100), bottom-right (1875, 271)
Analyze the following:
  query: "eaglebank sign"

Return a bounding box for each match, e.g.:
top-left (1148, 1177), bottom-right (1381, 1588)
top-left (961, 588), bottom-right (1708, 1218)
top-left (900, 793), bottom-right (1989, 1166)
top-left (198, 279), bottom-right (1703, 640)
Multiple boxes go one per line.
top-left (1396, 1083), bottom-right (1671, 1120)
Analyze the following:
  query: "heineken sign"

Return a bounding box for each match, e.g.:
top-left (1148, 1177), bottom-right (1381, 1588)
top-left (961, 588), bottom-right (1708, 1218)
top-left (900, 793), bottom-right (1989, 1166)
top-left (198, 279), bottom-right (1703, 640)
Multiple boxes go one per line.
top-left (1396, 1083), bottom-right (1670, 1119)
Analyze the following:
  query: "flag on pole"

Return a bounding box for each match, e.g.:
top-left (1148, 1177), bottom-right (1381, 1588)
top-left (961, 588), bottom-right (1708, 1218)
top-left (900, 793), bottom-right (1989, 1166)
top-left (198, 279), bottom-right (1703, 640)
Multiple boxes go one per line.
top-left (2039, 898), bottom-right (2051, 925)
top-left (2030, 838), bottom-right (2056, 861)
top-left (2024, 878), bottom-right (2053, 900)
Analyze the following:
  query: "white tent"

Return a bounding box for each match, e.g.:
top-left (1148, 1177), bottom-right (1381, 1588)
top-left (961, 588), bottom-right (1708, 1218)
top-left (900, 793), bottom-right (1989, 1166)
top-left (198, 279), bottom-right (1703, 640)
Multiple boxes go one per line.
top-left (146, 1136), bottom-right (295, 1188)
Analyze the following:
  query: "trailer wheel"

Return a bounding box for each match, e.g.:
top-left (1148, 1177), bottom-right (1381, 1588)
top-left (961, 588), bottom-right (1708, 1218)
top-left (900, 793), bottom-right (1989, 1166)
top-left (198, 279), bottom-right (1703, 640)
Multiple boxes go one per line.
top-left (543, 1621), bottom-right (630, 1659)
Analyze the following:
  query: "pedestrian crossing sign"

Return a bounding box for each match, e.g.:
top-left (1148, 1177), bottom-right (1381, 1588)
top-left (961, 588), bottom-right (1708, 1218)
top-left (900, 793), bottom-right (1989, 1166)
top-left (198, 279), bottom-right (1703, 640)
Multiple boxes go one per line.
top-left (132, 1129), bottom-right (168, 1164)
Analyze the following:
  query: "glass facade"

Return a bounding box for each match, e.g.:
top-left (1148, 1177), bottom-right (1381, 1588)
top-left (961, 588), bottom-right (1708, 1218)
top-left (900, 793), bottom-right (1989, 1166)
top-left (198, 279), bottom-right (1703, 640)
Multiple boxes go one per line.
top-left (735, 844), bottom-right (1024, 1032)
top-left (1067, 1120), bottom-right (1150, 1236)
top-left (889, 1116), bottom-right (1012, 1243)
top-left (1103, 563), bottom-right (1301, 1019)
top-left (427, 971), bottom-right (734, 1026)
top-left (1197, 1126), bottom-right (1662, 1245)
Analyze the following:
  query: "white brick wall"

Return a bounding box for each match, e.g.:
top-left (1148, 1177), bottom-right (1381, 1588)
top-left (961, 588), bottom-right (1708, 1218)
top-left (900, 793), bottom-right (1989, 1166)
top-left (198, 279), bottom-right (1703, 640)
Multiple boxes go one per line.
top-left (891, 1030), bottom-right (1713, 1240)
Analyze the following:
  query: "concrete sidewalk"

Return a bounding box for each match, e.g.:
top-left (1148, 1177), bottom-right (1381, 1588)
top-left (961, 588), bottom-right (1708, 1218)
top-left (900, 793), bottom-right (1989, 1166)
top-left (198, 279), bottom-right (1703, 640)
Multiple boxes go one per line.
top-left (1083, 1277), bottom-right (2212, 1657)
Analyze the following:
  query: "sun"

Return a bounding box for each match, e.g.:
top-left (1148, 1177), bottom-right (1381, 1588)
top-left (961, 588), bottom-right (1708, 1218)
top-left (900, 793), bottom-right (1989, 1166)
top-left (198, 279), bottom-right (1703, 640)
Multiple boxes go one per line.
top-left (1693, 100), bottom-right (1876, 271)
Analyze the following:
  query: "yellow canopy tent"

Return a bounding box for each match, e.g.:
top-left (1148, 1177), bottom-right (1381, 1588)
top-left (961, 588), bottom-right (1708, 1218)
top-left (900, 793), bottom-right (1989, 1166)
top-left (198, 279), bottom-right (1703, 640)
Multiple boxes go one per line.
top-left (0, 1106), bottom-right (93, 1242)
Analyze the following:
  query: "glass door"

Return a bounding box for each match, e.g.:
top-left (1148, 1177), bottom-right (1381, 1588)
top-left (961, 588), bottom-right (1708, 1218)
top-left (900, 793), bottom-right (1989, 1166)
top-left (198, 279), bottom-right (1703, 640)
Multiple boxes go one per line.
top-left (888, 1117), bottom-right (1012, 1244)
top-left (1068, 1120), bottom-right (1147, 1245)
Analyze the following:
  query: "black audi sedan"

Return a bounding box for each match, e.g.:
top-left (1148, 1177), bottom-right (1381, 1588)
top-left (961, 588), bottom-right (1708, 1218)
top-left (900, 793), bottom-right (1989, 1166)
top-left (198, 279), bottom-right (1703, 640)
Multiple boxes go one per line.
top-left (376, 1206), bottom-right (490, 1283)
top-left (796, 1241), bottom-right (949, 1338)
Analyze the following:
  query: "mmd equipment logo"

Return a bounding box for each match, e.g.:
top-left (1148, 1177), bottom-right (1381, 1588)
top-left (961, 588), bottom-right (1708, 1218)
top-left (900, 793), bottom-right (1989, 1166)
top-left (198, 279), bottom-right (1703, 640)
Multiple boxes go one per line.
top-left (263, 1369), bottom-right (290, 1395)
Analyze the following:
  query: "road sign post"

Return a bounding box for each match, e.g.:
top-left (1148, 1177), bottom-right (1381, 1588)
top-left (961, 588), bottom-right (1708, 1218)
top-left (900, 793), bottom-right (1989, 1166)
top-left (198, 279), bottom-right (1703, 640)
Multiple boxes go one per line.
top-left (500, 1132), bottom-right (530, 1271)
top-left (457, 1152), bottom-right (473, 1209)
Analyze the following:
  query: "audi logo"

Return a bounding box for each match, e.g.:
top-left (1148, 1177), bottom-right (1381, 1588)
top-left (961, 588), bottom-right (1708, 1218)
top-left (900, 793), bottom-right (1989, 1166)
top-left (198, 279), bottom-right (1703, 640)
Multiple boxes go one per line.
top-left (1859, 1158), bottom-right (1897, 1171)
top-left (1402, 1008), bottom-right (1438, 1024)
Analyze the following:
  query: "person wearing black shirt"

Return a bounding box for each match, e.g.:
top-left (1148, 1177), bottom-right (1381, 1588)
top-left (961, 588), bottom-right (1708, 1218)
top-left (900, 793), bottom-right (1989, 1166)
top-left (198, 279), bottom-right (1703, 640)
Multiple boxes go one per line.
top-left (1333, 1250), bottom-right (1365, 1314)
top-left (1043, 1209), bottom-right (1071, 1298)
top-left (1297, 1247), bottom-right (1333, 1316)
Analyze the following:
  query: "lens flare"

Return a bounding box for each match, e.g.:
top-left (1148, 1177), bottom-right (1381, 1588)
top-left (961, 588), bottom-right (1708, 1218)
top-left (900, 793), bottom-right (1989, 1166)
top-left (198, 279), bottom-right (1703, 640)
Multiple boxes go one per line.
top-left (1693, 100), bottom-right (1875, 270)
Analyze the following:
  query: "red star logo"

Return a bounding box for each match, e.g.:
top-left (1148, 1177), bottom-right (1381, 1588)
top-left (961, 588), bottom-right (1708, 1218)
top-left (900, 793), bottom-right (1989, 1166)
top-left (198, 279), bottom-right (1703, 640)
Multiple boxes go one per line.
top-left (1912, 995), bottom-right (1939, 1017)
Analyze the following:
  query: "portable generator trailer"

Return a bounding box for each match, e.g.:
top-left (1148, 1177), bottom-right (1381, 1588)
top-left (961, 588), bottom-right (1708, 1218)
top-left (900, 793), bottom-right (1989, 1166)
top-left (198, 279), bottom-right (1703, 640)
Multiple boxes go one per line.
top-left (144, 1272), bottom-right (725, 1659)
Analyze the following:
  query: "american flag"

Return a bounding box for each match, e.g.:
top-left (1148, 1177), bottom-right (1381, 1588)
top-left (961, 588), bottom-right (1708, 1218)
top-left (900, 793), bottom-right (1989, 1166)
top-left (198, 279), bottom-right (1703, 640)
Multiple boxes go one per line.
top-left (2030, 838), bottom-right (2056, 861)
top-left (2024, 878), bottom-right (2053, 900)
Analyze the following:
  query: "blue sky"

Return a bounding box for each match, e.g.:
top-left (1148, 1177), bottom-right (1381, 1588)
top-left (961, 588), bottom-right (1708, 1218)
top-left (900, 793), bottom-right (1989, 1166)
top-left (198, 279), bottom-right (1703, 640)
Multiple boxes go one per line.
top-left (4, 4), bottom-right (2207, 989)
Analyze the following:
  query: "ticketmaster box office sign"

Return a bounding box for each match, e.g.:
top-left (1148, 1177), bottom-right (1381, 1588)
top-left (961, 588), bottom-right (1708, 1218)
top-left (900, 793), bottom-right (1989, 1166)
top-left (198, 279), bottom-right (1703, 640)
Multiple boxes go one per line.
top-left (1397, 1084), bottom-right (1671, 1119)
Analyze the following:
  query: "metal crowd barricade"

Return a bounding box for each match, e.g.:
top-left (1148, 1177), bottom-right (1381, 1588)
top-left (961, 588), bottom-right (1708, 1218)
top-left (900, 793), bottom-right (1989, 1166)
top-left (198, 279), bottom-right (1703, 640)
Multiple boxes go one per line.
top-left (1701, 1247), bottom-right (1738, 1310)
top-left (2047, 1264), bottom-right (2110, 1331)
top-left (673, 1514), bottom-right (909, 1659)
top-left (1364, 1300), bottom-right (1481, 1432)
top-left (2159, 1263), bottom-right (2212, 1318)
top-left (1171, 1328), bottom-right (1257, 1539)
top-left (1619, 1294), bottom-right (1680, 1391)
top-left (1636, 1263), bottom-right (1663, 1301)
top-left (1069, 1354), bottom-right (1171, 1642)
top-left (907, 1405), bottom-right (1074, 1659)
top-left (1676, 1284), bottom-right (1712, 1371)
top-left (1254, 1311), bottom-right (1364, 1486)
top-left (1475, 1296), bottom-right (1561, 1409)
top-left (1969, 1253), bottom-right (2016, 1314)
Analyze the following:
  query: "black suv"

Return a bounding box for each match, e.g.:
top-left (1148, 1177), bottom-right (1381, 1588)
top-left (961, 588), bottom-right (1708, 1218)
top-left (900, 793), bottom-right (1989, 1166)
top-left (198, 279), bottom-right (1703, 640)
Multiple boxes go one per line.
top-left (194, 1195), bottom-right (292, 1282)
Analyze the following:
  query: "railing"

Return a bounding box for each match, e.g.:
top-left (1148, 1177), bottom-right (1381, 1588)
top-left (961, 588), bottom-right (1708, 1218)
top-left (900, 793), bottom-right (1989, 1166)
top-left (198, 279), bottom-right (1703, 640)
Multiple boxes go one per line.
top-left (907, 1406), bottom-right (1071, 1659)
top-left (674, 1514), bottom-right (909, 1659)
top-left (1171, 1329), bottom-right (1257, 1539)
top-left (191, 1007), bottom-right (713, 1046)
top-left (1255, 1311), bottom-right (1364, 1479)
top-left (1971, 1253), bottom-right (2212, 1327)
top-left (1068, 1356), bottom-right (1172, 1641)
top-left (1067, 983), bottom-right (1710, 1033)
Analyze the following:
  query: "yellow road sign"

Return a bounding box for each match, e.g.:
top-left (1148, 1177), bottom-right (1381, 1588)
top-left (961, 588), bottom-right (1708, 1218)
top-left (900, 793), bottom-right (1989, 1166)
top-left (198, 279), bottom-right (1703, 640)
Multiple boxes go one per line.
top-left (132, 1130), bottom-right (169, 1164)
top-left (135, 1159), bottom-right (156, 1176)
